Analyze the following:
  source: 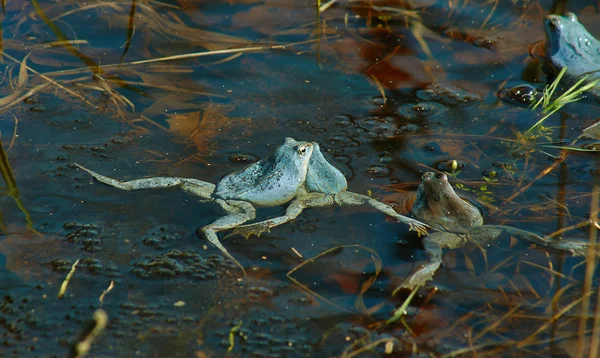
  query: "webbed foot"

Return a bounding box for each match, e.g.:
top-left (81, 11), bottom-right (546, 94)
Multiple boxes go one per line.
top-left (393, 261), bottom-right (441, 295)
top-left (227, 222), bottom-right (273, 239)
top-left (553, 241), bottom-right (590, 256)
top-left (405, 219), bottom-right (429, 236)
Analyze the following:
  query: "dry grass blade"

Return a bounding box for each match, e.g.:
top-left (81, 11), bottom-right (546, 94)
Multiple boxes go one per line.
top-left (114, 80), bottom-right (224, 97)
top-left (287, 244), bottom-right (381, 314)
top-left (1, 52), bottom-right (97, 109)
top-left (368, 74), bottom-right (386, 105)
top-left (38, 40), bottom-right (90, 48)
top-left (0, 83), bottom-right (51, 114)
top-left (520, 261), bottom-right (569, 280)
top-left (0, 53), bottom-right (30, 108)
top-left (411, 21), bottom-right (434, 60)
top-left (545, 283), bottom-right (576, 315)
top-left (517, 293), bottom-right (592, 348)
top-left (583, 184), bottom-right (599, 358)
top-left (0, 25), bottom-right (3, 63)
top-left (8, 114), bottom-right (18, 152)
top-left (49, 3), bottom-right (121, 22)
top-left (31, 0), bottom-right (102, 73)
top-left (354, 249), bottom-right (383, 318)
top-left (98, 280), bottom-right (114, 304)
top-left (319, 0), bottom-right (337, 12)
top-left (0, 138), bottom-right (37, 233)
top-left (72, 309), bottom-right (108, 358)
top-left (58, 259), bottom-right (80, 298)
top-left (341, 337), bottom-right (401, 358)
top-left (544, 221), bottom-right (590, 239)
top-left (120, 0), bottom-right (137, 63)
top-left (473, 303), bottom-right (523, 342)
top-left (43, 38), bottom-right (321, 77)
top-left (442, 340), bottom-right (515, 358)
top-left (370, 6), bottom-right (421, 20)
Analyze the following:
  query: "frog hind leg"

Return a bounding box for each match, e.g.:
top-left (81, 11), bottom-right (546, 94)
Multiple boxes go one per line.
top-left (397, 232), bottom-right (466, 291)
top-left (333, 191), bottom-right (430, 235)
top-left (75, 163), bottom-right (215, 201)
top-left (475, 225), bottom-right (589, 256)
top-left (199, 199), bottom-right (256, 275)
top-left (228, 193), bottom-right (334, 239)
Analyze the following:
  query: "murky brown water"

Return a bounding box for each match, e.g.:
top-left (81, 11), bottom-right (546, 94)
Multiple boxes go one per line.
top-left (0, 0), bottom-right (599, 357)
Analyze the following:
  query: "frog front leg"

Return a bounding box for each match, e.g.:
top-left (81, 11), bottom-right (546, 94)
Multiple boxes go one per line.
top-left (199, 199), bottom-right (256, 275)
top-left (334, 191), bottom-right (429, 235)
top-left (75, 164), bottom-right (216, 201)
top-left (398, 232), bottom-right (467, 291)
top-left (228, 193), bottom-right (335, 239)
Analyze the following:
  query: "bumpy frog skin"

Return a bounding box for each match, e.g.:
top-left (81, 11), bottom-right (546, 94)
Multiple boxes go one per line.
top-left (306, 143), bottom-right (347, 195)
top-left (75, 138), bottom-right (428, 274)
top-left (544, 12), bottom-right (600, 94)
top-left (399, 172), bottom-right (588, 290)
top-left (227, 141), bottom-right (427, 239)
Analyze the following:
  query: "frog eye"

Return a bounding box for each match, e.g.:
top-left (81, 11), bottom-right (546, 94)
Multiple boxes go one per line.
top-left (435, 172), bottom-right (448, 181)
top-left (296, 144), bottom-right (310, 156)
top-left (548, 18), bottom-right (559, 32)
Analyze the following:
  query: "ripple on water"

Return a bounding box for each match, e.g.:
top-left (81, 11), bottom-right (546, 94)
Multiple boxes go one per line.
top-left (396, 102), bottom-right (444, 120)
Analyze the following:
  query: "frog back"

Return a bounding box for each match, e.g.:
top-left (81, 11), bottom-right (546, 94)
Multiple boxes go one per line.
top-left (214, 138), bottom-right (313, 207)
top-left (306, 143), bottom-right (347, 195)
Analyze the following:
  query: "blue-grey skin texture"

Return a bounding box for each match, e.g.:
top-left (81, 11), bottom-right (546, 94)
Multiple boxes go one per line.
top-left (305, 142), bottom-right (347, 195)
top-left (74, 138), bottom-right (430, 275)
top-left (215, 137), bottom-right (313, 206)
top-left (544, 13), bottom-right (600, 84)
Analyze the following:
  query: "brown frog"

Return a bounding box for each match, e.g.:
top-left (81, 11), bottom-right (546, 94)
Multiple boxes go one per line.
top-left (399, 172), bottom-right (588, 290)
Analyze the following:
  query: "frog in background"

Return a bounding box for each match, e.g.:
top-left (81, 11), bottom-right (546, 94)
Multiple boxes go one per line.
top-left (544, 12), bottom-right (600, 96)
top-left (399, 172), bottom-right (588, 290)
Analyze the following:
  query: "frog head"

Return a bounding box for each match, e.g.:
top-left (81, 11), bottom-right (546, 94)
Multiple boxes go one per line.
top-left (544, 12), bottom-right (600, 76)
top-left (411, 172), bottom-right (483, 233)
top-left (278, 137), bottom-right (313, 173)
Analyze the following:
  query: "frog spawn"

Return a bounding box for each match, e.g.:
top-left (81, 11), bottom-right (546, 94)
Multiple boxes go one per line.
top-left (75, 138), bottom-right (429, 275)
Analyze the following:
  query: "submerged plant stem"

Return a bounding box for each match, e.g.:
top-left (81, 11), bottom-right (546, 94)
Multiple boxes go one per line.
top-left (581, 184), bottom-right (599, 358)
top-left (0, 138), bottom-right (36, 232)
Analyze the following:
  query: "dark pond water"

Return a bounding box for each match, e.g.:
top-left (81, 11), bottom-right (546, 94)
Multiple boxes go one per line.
top-left (0, 0), bottom-right (599, 357)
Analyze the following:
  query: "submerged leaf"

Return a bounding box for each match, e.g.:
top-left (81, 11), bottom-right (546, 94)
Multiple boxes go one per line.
top-left (166, 104), bottom-right (251, 154)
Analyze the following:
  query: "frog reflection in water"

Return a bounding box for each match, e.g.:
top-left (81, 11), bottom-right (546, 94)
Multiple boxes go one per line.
top-left (544, 12), bottom-right (600, 96)
top-left (399, 172), bottom-right (588, 290)
top-left (75, 138), bottom-right (428, 274)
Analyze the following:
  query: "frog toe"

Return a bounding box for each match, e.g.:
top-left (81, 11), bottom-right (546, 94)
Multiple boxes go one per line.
top-left (409, 221), bottom-right (428, 236)
top-left (229, 224), bottom-right (271, 239)
top-left (393, 262), bottom-right (441, 295)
